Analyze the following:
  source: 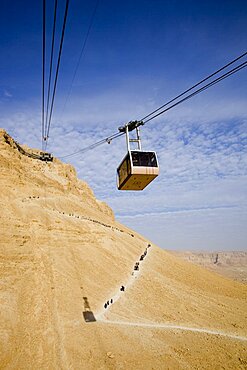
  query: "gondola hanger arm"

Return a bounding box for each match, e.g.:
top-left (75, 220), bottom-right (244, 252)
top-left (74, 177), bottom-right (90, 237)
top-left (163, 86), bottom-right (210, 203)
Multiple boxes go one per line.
top-left (118, 120), bottom-right (144, 133)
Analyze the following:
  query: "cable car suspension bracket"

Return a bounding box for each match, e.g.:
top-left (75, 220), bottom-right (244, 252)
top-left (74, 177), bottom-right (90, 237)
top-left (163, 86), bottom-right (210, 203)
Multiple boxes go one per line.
top-left (118, 120), bottom-right (144, 152)
top-left (118, 120), bottom-right (144, 133)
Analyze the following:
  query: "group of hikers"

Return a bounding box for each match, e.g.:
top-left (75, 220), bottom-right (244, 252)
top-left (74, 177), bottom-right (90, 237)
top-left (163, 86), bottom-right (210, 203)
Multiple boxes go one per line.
top-left (50, 208), bottom-right (137, 237)
top-left (104, 298), bottom-right (114, 309)
top-left (103, 286), bottom-right (125, 309)
top-left (103, 243), bottom-right (152, 310)
top-left (133, 243), bottom-right (151, 273)
top-left (25, 197), bottom-right (136, 239)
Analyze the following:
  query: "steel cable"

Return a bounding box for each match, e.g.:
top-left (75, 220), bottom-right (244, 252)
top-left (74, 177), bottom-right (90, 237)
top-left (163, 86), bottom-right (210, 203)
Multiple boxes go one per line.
top-left (54, 53), bottom-right (247, 159)
top-left (42, 0), bottom-right (46, 150)
top-left (141, 51), bottom-right (247, 122)
top-left (45, 0), bottom-right (70, 147)
top-left (143, 61), bottom-right (247, 124)
top-left (58, 132), bottom-right (124, 159)
top-left (60, 0), bottom-right (100, 115)
top-left (44, 0), bottom-right (58, 140)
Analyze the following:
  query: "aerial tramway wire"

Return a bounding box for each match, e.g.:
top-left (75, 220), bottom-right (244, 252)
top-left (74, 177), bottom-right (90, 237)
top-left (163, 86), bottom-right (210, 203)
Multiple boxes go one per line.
top-left (61, 0), bottom-right (100, 115)
top-left (45, 0), bottom-right (70, 147)
top-left (59, 131), bottom-right (124, 159)
top-left (57, 54), bottom-right (247, 160)
top-left (141, 51), bottom-right (247, 122)
top-left (143, 60), bottom-right (247, 124)
top-left (41, 0), bottom-right (46, 150)
top-left (44, 0), bottom-right (58, 139)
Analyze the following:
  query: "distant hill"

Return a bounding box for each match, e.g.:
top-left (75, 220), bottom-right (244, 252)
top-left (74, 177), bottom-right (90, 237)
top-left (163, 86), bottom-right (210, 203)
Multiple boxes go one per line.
top-left (170, 251), bottom-right (247, 284)
top-left (0, 129), bottom-right (246, 369)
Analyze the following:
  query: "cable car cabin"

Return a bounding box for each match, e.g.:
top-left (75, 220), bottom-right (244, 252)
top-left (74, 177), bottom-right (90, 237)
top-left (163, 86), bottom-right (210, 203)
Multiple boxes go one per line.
top-left (40, 152), bottom-right (53, 162)
top-left (117, 150), bottom-right (159, 190)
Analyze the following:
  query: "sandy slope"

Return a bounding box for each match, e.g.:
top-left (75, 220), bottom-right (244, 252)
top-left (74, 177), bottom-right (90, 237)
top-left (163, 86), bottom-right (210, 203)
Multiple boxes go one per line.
top-left (0, 129), bottom-right (247, 369)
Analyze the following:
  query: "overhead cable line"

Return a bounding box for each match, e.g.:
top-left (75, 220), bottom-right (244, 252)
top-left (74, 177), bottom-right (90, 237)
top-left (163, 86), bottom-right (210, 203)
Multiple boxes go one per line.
top-left (60, 0), bottom-right (100, 115)
top-left (42, 0), bottom-right (46, 150)
top-left (45, 0), bottom-right (70, 146)
top-left (141, 51), bottom-right (247, 122)
top-left (59, 131), bottom-right (124, 159)
top-left (44, 0), bottom-right (58, 138)
top-left (143, 60), bottom-right (247, 124)
top-left (57, 53), bottom-right (247, 159)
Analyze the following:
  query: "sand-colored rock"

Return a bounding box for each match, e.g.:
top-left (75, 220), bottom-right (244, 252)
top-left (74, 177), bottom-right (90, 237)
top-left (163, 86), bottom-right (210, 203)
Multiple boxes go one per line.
top-left (0, 129), bottom-right (247, 369)
top-left (170, 251), bottom-right (247, 283)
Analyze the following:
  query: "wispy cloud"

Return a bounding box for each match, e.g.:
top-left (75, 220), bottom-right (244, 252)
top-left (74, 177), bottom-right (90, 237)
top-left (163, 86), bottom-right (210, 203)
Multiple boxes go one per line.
top-left (116, 205), bottom-right (239, 219)
top-left (1, 83), bottom-right (246, 251)
top-left (117, 207), bottom-right (247, 251)
top-left (3, 89), bottom-right (13, 98)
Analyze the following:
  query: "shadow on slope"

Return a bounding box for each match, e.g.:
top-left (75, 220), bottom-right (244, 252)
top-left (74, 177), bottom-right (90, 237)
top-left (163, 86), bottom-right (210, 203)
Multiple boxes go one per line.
top-left (83, 296), bottom-right (96, 323)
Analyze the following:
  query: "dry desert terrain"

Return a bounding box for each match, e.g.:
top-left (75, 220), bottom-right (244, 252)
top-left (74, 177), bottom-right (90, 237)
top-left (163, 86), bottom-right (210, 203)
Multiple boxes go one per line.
top-left (0, 129), bottom-right (246, 369)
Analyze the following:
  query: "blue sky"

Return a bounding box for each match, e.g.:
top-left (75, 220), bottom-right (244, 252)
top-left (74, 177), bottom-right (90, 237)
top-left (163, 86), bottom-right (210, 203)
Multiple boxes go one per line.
top-left (0, 0), bottom-right (247, 250)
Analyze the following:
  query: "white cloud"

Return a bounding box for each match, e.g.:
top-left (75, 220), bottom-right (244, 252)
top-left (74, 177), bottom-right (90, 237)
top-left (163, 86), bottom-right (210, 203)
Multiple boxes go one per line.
top-left (1, 84), bottom-right (247, 251)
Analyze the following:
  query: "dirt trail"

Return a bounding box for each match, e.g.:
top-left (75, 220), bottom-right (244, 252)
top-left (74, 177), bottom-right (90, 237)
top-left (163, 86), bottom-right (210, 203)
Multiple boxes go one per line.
top-left (97, 245), bottom-right (247, 342)
top-left (96, 244), bottom-right (150, 319)
top-left (99, 318), bottom-right (247, 342)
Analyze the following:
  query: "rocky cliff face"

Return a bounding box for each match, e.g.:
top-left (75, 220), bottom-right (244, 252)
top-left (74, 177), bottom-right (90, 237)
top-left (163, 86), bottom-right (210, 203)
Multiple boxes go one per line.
top-left (0, 129), bottom-right (114, 220)
top-left (1, 129), bottom-right (247, 369)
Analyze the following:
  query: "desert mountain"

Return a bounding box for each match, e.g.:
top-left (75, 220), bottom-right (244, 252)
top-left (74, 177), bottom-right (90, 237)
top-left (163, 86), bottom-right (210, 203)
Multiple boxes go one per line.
top-left (171, 251), bottom-right (247, 284)
top-left (0, 129), bottom-right (246, 369)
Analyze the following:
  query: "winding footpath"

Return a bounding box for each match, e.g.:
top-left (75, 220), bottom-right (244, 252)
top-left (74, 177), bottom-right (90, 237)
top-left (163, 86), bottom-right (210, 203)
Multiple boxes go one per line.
top-left (96, 244), bottom-right (247, 343)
